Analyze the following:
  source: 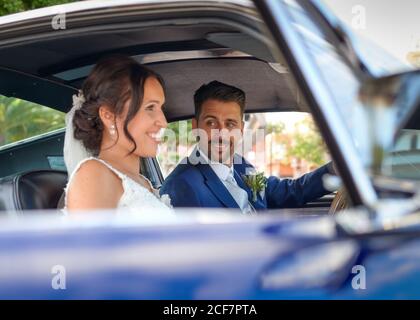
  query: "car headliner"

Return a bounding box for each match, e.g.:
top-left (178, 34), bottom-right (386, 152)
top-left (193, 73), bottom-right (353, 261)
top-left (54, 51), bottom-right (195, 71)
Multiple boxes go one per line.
top-left (0, 1), bottom-right (305, 121)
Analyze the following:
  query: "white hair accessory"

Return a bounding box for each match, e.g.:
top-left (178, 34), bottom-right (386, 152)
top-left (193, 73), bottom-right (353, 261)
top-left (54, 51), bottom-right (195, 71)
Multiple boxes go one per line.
top-left (72, 90), bottom-right (85, 110)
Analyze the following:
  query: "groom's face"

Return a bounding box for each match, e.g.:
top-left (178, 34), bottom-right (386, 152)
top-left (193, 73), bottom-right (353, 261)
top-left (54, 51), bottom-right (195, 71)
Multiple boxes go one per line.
top-left (192, 99), bottom-right (244, 165)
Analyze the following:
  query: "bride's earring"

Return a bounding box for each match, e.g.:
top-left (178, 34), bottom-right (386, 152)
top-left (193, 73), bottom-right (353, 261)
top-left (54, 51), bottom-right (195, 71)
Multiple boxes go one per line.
top-left (109, 124), bottom-right (116, 136)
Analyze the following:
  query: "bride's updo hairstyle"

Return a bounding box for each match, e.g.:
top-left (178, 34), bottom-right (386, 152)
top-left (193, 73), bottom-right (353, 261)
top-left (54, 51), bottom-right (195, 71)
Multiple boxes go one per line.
top-left (73, 55), bottom-right (165, 155)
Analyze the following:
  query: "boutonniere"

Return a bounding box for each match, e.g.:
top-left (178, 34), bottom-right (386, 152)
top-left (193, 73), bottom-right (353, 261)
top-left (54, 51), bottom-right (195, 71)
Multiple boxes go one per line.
top-left (242, 171), bottom-right (267, 202)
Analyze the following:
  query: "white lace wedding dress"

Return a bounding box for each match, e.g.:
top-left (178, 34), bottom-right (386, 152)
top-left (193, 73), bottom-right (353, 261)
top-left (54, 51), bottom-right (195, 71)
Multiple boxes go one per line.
top-left (63, 157), bottom-right (173, 215)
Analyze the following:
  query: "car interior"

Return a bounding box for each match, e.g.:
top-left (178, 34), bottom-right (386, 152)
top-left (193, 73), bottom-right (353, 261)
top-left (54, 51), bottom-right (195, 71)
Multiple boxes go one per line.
top-left (0, 13), bottom-right (339, 214)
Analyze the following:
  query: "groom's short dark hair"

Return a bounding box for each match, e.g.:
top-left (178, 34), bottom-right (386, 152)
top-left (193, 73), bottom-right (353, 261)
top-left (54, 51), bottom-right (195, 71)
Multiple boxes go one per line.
top-left (193, 81), bottom-right (245, 119)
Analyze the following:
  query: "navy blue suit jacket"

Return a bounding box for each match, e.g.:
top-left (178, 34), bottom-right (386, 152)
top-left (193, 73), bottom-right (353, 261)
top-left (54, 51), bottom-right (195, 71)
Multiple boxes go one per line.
top-left (160, 151), bottom-right (331, 210)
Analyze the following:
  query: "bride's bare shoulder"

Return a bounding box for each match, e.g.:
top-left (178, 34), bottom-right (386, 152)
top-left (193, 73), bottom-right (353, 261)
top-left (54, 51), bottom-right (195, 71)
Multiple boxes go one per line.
top-left (74, 158), bottom-right (118, 180)
top-left (67, 159), bottom-right (123, 210)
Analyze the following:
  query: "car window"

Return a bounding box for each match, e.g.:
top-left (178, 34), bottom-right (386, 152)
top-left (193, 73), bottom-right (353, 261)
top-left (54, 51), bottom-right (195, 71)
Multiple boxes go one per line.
top-left (247, 112), bottom-right (331, 178)
top-left (284, 0), bottom-right (361, 137)
top-left (285, 0), bottom-right (419, 184)
top-left (385, 129), bottom-right (420, 180)
top-left (283, 0), bottom-right (403, 176)
top-left (322, 0), bottom-right (415, 75)
top-left (158, 119), bottom-right (192, 178)
top-left (0, 94), bottom-right (65, 150)
top-left (158, 112), bottom-right (331, 179)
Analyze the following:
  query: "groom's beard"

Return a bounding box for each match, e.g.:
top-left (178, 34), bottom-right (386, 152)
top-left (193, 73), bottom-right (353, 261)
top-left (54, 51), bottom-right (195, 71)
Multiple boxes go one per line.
top-left (196, 128), bottom-right (243, 165)
top-left (206, 137), bottom-right (234, 165)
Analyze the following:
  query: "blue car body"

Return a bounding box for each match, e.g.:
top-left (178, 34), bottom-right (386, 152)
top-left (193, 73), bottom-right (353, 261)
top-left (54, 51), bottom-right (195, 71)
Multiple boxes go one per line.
top-left (1, 212), bottom-right (420, 299)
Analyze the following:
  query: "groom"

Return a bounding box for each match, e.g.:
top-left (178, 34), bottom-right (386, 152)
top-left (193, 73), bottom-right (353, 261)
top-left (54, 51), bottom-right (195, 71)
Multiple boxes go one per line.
top-left (160, 81), bottom-right (334, 212)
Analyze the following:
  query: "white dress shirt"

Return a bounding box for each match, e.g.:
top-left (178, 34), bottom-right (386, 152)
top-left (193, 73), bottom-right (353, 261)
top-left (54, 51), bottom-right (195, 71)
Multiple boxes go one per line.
top-left (198, 148), bottom-right (254, 214)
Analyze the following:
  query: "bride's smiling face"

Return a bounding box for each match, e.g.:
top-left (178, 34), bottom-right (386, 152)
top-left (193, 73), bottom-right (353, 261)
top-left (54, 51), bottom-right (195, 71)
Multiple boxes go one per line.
top-left (113, 76), bottom-right (167, 158)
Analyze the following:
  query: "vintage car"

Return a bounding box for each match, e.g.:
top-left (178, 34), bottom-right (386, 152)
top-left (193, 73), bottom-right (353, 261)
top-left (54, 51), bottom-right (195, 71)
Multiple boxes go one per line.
top-left (0, 0), bottom-right (419, 299)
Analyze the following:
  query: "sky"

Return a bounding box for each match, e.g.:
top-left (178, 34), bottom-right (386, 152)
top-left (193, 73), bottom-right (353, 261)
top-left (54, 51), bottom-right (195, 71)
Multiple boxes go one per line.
top-left (323, 0), bottom-right (420, 63)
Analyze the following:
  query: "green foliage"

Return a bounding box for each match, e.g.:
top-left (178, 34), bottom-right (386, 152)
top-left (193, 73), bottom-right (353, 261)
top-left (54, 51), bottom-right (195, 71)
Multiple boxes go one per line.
top-left (159, 120), bottom-right (192, 164)
top-left (165, 120), bottom-right (192, 144)
top-left (0, 95), bottom-right (65, 147)
top-left (25, 0), bottom-right (74, 9)
top-left (266, 122), bottom-right (285, 135)
top-left (0, 0), bottom-right (77, 145)
top-left (286, 116), bottom-right (328, 167)
top-left (0, 0), bottom-right (24, 16)
top-left (0, 0), bottom-right (76, 16)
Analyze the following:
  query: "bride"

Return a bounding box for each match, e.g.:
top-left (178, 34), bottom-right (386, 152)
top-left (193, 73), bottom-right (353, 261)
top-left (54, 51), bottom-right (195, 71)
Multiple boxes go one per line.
top-left (63, 55), bottom-right (172, 214)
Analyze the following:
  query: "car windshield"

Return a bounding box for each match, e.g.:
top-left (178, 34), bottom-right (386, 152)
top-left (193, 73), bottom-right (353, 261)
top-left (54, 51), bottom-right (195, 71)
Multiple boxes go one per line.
top-left (322, 0), bottom-right (417, 75)
top-left (284, 0), bottom-right (420, 182)
top-left (321, 0), bottom-right (420, 182)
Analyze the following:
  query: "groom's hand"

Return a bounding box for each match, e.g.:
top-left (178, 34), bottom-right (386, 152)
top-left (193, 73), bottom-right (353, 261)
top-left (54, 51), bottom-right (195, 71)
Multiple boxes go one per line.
top-left (326, 161), bottom-right (338, 175)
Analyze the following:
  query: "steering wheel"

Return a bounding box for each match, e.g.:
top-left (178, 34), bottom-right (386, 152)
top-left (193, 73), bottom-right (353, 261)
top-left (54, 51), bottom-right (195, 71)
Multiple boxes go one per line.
top-left (328, 188), bottom-right (350, 215)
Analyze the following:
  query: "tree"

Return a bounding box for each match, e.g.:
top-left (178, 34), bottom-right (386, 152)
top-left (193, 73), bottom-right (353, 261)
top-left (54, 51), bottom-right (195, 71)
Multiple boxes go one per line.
top-left (0, 95), bottom-right (65, 148)
top-left (286, 116), bottom-right (328, 167)
top-left (0, 0), bottom-right (76, 16)
top-left (266, 122), bottom-right (285, 135)
top-left (0, 1), bottom-right (72, 147)
top-left (157, 120), bottom-right (193, 176)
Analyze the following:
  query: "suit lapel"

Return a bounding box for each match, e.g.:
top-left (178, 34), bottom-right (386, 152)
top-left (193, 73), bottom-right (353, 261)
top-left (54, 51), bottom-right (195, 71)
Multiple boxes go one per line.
top-left (189, 148), bottom-right (266, 210)
top-left (195, 163), bottom-right (240, 209)
top-left (189, 146), bottom-right (239, 209)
